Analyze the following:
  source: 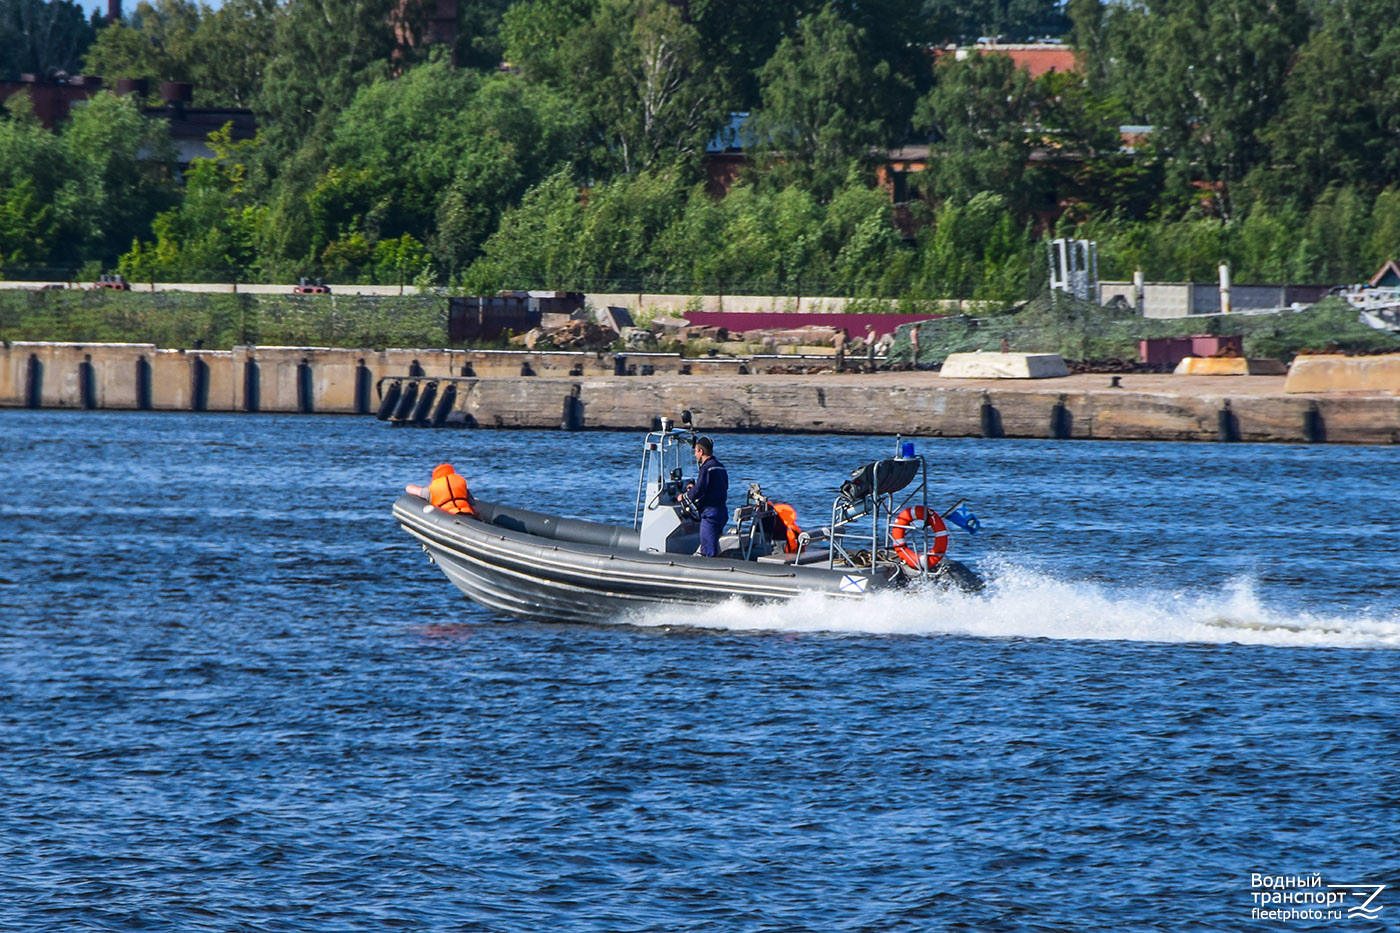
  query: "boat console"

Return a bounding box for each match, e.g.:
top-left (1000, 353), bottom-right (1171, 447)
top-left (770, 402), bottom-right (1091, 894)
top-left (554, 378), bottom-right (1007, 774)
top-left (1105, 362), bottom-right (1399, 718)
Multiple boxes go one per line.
top-left (633, 414), bottom-right (704, 554)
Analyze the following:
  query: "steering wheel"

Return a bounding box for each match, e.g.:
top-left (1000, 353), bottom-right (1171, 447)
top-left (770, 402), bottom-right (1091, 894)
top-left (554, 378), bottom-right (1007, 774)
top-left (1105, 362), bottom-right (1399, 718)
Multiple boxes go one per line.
top-left (677, 493), bottom-right (701, 522)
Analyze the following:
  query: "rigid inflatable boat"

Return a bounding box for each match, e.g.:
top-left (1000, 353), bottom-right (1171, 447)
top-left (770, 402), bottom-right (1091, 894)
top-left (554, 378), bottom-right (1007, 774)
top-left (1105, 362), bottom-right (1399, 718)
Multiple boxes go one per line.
top-left (393, 413), bottom-right (983, 624)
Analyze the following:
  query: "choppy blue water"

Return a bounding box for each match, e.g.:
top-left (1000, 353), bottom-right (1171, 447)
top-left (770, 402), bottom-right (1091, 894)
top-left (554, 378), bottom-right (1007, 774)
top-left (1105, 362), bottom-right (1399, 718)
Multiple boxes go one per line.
top-left (3, 411), bottom-right (1398, 932)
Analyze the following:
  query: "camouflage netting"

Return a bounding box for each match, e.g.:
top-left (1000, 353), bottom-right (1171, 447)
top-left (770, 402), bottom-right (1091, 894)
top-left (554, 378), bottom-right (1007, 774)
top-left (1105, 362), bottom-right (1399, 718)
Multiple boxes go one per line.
top-left (253, 294), bottom-right (446, 348)
top-left (0, 290), bottom-right (448, 349)
top-left (4, 288), bottom-right (1396, 362)
top-left (886, 293), bottom-right (1400, 366)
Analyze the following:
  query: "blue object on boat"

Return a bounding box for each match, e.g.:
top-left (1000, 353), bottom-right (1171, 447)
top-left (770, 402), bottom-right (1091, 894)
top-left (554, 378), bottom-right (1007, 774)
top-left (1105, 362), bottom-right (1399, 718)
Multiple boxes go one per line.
top-left (945, 504), bottom-right (981, 534)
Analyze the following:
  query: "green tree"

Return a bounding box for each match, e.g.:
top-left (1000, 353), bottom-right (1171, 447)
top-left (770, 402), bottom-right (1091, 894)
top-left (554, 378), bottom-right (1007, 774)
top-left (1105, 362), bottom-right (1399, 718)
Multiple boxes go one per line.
top-left (451, 0), bottom-right (519, 71)
top-left (83, 0), bottom-right (274, 107)
top-left (571, 0), bottom-right (722, 175)
top-left (1104, 0), bottom-right (1309, 216)
top-left (914, 51), bottom-right (1045, 210)
top-left (188, 0), bottom-right (276, 108)
top-left (0, 94), bottom-right (65, 267)
top-left (499, 0), bottom-right (596, 83)
top-left (924, 0), bottom-right (1068, 42)
top-left (462, 168), bottom-right (691, 291)
top-left (658, 183), bottom-right (790, 293)
top-left (459, 172), bottom-right (587, 290)
top-left (81, 1), bottom-right (200, 95)
top-left (256, 0), bottom-right (401, 152)
top-left (683, 1), bottom-right (796, 112)
top-left (0, 0), bottom-right (95, 78)
top-left (1257, 0), bottom-right (1400, 202)
top-left (1296, 184), bottom-right (1372, 284)
top-left (118, 124), bottom-right (263, 281)
top-left (308, 61), bottom-right (584, 280)
top-left (913, 192), bottom-right (1028, 300)
top-left (1366, 187), bottom-right (1400, 273)
top-left (748, 8), bottom-right (900, 198)
top-left (820, 173), bottom-right (905, 294)
top-left (1066, 0), bottom-right (1107, 89)
top-left (54, 91), bottom-right (176, 265)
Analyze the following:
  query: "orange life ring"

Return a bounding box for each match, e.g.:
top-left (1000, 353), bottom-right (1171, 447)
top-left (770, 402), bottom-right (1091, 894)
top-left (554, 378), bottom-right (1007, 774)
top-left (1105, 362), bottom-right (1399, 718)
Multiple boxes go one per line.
top-left (890, 505), bottom-right (948, 569)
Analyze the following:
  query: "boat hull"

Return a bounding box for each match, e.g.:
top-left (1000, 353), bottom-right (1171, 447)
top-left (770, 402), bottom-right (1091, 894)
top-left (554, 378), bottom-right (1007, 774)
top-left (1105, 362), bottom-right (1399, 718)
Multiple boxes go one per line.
top-left (393, 494), bottom-right (898, 623)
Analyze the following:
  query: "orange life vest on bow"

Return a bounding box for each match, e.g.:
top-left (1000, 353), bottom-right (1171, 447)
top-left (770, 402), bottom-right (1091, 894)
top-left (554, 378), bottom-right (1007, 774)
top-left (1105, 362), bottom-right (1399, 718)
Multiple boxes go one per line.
top-left (428, 463), bottom-right (475, 515)
top-left (773, 502), bottom-right (801, 552)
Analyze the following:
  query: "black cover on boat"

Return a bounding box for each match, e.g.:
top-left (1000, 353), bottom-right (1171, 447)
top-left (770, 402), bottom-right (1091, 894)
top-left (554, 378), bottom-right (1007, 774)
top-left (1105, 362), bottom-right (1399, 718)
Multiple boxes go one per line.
top-left (471, 499), bottom-right (641, 549)
top-left (840, 458), bottom-right (919, 501)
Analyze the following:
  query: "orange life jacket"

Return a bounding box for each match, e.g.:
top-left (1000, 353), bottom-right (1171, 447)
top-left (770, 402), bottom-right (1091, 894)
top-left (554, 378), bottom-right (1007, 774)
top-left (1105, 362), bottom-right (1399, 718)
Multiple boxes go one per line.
top-left (773, 502), bottom-right (801, 552)
top-left (428, 464), bottom-right (475, 515)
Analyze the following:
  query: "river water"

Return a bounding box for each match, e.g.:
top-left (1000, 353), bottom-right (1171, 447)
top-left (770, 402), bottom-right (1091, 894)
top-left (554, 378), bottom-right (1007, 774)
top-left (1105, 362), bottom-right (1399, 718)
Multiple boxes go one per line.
top-left (3, 411), bottom-right (1398, 931)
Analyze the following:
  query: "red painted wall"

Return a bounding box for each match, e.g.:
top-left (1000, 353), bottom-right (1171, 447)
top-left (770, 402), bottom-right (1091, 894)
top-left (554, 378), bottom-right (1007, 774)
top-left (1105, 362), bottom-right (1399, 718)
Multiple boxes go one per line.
top-left (682, 311), bottom-right (939, 339)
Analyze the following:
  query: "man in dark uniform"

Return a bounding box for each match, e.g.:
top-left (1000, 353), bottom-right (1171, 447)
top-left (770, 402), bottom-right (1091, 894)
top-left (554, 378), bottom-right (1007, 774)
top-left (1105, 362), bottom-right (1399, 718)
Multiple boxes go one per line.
top-left (682, 435), bottom-right (728, 557)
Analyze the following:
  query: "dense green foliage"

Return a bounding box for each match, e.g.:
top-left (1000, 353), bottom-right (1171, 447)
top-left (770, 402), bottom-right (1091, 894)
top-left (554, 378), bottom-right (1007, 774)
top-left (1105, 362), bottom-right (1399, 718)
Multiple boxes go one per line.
top-left (1, 0), bottom-right (1399, 298)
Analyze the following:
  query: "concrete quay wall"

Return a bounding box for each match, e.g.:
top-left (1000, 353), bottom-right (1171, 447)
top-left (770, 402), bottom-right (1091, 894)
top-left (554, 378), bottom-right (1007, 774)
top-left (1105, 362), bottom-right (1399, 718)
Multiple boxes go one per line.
top-left (1, 342), bottom-right (460, 413)
top-left (449, 376), bottom-right (1400, 445)
top-left (4, 342), bottom-right (1400, 444)
top-left (0, 342), bottom-right (755, 413)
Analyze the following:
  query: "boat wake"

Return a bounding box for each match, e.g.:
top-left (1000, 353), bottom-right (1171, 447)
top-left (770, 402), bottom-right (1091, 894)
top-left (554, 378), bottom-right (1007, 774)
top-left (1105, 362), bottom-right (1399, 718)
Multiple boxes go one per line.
top-left (625, 563), bottom-right (1400, 649)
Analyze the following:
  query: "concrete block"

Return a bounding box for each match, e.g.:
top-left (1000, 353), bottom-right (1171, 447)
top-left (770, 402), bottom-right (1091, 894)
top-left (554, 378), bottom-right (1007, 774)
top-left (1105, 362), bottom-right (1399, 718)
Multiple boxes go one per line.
top-left (91, 344), bottom-right (157, 408)
top-left (939, 352), bottom-right (1070, 379)
top-left (252, 347), bottom-right (305, 412)
top-left (1284, 353), bottom-right (1400, 394)
top-left (146, 348), bottom-right (234, 410)
top-left (199, 351), bottom-right (237, 410)
top-left (46, 345), bottom-right (86, 408)
top-left (1173, 357), bottom-right (1287, 376)
top-left (312, 350), bottom-right (371, 413)
top-left (148, 349), bottom-right (194, 410)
